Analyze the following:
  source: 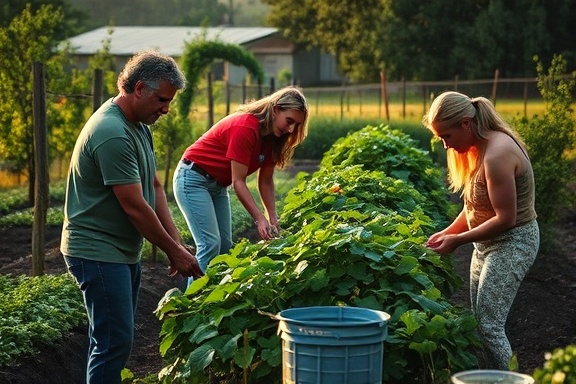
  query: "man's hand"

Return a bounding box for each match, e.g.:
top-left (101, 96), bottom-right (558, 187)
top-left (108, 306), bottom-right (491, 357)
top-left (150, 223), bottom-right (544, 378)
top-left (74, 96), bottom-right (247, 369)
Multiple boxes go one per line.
top-left (167, 244), bottom-right (203, 278)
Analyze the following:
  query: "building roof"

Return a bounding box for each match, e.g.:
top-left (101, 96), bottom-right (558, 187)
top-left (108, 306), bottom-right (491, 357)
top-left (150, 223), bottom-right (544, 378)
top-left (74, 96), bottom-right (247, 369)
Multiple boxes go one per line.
top-left (66, 26), bottom-right (279, 56)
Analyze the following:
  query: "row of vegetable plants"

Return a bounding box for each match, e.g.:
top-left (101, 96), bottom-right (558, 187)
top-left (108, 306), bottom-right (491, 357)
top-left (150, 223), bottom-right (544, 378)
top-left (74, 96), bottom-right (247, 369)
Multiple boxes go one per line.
top-left (1, 119), bottom-right (573, 382)
top-left (154, 124), bottom-right (481, 384)
top-left (0, 173), bottom-right (288, 373)
top-left (0, 274), bottom-right (85, 367)
top-left (0, 181), bottom-right (86, 368)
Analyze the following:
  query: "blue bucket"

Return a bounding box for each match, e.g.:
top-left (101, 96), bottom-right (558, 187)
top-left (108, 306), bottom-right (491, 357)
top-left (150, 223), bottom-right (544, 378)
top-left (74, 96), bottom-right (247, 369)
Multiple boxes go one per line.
top-left (276, 306), bottom-right (390, 384)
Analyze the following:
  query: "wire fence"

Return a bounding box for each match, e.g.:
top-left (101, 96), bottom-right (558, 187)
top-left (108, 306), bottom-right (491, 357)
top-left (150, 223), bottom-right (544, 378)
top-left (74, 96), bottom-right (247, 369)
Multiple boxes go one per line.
top-left (0, 73), bottom-right (551, 188)
top-left (39, 72), bottom-right (544, 124)
top-left (191, 75), bottom-right (543, 123)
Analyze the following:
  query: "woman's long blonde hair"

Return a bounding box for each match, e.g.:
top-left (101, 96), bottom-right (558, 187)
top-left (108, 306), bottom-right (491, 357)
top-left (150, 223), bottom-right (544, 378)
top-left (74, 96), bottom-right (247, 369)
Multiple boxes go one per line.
top-left (236, 86), bottom-right (309, 168)
top-left (423, 91), bottom-right (524, 196)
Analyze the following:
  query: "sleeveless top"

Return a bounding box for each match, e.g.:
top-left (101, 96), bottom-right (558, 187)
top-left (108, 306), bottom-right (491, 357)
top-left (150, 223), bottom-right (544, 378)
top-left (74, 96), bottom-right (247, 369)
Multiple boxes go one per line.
top-left (464, 142), bottom-right (537, 229)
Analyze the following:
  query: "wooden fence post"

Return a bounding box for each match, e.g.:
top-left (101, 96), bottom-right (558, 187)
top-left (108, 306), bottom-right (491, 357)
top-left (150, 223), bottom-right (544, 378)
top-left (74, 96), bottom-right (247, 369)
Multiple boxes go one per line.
top-left (258, 79), bottom-right (263, 99)
top-left (523, 81), bottom-right (528, 117)
top-left (269, 77), bottom-right (275, 94)
top-left (225, 80), bottom-right (231, 115)
top-left (340, 88), bottom-right (344, 120)
top-left (32, 61), bottom-right (49, 277)
top-left (380, 71), bottom-right (389, 122)
top-left (422, 85), bottom-right (427, 115)
top-left (92, 68), bottom-right (103, 112)
top-left (491, 69), bottom-right (500, 105)
top-left (402, 76), bottom-right (406, 119)
top-left (207, 71), bottom-right (214, 129)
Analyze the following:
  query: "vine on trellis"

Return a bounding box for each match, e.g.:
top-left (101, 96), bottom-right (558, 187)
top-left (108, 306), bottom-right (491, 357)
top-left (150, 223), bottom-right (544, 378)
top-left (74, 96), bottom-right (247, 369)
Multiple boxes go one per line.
top-left (178, 39), bottom-right (265, 117)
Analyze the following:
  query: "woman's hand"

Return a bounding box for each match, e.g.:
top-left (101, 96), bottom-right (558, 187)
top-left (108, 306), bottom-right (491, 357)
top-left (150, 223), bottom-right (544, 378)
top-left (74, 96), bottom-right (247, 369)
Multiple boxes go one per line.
top-left (426, 233), bottom-right (462, 254)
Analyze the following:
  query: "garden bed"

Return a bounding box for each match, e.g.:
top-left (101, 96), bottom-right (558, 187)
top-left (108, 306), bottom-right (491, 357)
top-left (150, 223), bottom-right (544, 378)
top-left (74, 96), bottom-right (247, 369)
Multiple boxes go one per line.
top-left (0, 206), bottom-right (575, 383)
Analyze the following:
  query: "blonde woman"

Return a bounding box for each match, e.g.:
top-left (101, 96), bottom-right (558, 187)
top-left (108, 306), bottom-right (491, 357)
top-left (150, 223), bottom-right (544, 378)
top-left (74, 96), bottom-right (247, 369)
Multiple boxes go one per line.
top-left (173, 87), bottom-right (309, 286)
top-left (422, 91), bottom-right (539, 369)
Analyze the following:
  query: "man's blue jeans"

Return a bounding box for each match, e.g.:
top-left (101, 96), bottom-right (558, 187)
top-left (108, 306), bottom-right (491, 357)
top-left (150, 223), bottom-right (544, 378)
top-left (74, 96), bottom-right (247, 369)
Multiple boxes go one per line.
top-left (64, 256), bottom-right (141, 384)
top-left (173, 160), bottom-right (232, 287)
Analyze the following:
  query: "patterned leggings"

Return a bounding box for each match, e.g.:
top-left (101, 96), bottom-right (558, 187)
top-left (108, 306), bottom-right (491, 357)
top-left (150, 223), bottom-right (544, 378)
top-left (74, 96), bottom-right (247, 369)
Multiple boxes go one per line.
top-left (470, 220), bottom-right (539, 369)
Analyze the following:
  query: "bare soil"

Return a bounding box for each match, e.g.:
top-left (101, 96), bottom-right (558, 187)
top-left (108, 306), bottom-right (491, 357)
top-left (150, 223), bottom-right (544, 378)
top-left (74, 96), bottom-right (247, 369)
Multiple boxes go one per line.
top-left (0, 173), bottom-right (575, 382)
top-left (0, 226), bottom-right (185, 384)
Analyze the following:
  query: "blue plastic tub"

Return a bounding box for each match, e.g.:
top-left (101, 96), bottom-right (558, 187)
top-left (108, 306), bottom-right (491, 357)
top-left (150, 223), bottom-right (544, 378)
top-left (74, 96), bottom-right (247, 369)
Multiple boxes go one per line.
top-left (276, 306), bottom-right (390, 384)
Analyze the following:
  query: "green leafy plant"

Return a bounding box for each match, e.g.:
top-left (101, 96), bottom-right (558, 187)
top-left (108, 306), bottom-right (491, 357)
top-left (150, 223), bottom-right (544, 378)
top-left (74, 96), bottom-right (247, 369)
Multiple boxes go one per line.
top-left (0, 206), bottom-right (64, 227)
top-left (533, 345), bottom-right (576, 384)
top-left (0, 180), bottom-right (66, 225)
top-left (514, 54), bottom-right (576, 250)
top-left (319, 123), bottom-right (457, 227)
top-left (155, 126), bottom-right (480, 383)
top-left (0, 274), bottom-right (85, 367)
top-left (156, 209), bottom-right (479, 383)
top-left (0, 187), bottom-right (29, 214)
top-left (293, 116), bottom-right (379, 159)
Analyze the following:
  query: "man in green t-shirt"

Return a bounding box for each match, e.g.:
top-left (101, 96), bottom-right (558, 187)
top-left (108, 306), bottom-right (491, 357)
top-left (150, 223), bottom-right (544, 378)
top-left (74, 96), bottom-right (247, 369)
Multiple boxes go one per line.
top-left (61, 51), bottom-right (202, 384)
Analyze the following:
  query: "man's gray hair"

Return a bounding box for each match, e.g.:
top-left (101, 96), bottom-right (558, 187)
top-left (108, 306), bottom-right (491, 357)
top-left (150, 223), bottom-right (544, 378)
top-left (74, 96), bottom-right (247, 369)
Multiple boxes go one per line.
top-left (117, 50), bottom-right (186, 94)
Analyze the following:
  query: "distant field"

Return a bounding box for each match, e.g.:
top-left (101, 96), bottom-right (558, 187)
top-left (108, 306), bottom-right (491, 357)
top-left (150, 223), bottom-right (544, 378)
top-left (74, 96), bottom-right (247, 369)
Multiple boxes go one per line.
top-left (304, 93), bottom-right (549, 122)
top-left (188, 80), bottom-right (551, 124)
top-left (190, 98), bottom-right (549, 124)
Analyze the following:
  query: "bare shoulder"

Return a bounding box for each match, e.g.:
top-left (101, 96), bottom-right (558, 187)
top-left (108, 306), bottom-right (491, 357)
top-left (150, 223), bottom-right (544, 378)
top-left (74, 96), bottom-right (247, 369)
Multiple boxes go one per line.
top-left (484, 131), bottom-right (527, 173)
top-left (485, 131), bottom-right (521, 154)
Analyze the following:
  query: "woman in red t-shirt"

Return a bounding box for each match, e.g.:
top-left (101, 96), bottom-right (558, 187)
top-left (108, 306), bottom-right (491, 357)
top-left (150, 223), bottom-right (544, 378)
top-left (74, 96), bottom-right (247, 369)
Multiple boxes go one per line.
top-left (173, 87), bottom-right (309, 285)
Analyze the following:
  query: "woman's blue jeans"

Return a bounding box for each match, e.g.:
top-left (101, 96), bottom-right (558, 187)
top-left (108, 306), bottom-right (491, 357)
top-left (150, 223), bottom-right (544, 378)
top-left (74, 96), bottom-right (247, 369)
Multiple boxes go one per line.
top-left (173, 160), bottom-right (232, 286)
top-left (64, 256), bottom-right (141, 384)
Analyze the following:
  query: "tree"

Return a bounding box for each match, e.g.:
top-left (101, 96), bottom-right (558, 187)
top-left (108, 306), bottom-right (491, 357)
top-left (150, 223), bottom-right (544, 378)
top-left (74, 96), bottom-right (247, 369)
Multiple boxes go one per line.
top-left (457, 0), bottom-right (549, 78)
top-left (262, 0), bottom-right (383, 82)
top-left (262, 0), bottom-right (483, 82)
top-left (0, 5), bottom-right (66, 203)
top-left (152, 108), bottom-right (194, 192)
top-left (542, 0), bottom-right (576, 67)
top-left (67, 0), bottom-right (229, 28)
top-left (379, 0), bottom-right (479, 80)
top-left (48, 30), bottom-right (118, 178)
top-left (262, 0), bottom-right (575, 82)
top-left (1, 0), bottom-right (85, 39)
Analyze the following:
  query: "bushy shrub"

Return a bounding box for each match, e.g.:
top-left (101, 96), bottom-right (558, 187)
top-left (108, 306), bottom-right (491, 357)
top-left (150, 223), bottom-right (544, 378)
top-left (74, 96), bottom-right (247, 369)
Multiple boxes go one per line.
top-left (320, 123), bottom-right (457, 229)
top-left (156, 209), bottom-right (479, 384)
top-left (293, 116), bottom-right (382, 159)
top-left (293, 117), bottom-right (429, 162)
top-left (533, 345), bottom-right (576, 384)
top-left (0, 187), bottom-right (29, 214)
top-left (0, 180), bottom-right (66, 226)
top-left (514, 55), bottom-right (576, 249)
